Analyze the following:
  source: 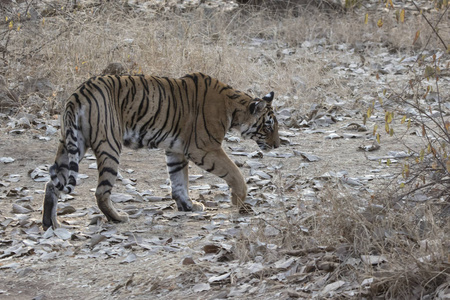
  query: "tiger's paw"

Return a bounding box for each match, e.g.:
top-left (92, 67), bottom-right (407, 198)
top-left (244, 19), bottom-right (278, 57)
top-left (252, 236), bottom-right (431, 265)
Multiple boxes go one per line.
top-left (42, 218), bottom-right (61, 231)
top-left (109, 212), bottom-right (129, 223)
top-left (192, 200), bottom-right (205, 212)
top-left (117, 213), bottom-right (130, 223)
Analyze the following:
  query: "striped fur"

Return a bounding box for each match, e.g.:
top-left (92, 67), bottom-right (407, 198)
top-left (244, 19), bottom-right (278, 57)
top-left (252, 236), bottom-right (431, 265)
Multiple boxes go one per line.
top-left (42, 72), bottom-right (279, 230)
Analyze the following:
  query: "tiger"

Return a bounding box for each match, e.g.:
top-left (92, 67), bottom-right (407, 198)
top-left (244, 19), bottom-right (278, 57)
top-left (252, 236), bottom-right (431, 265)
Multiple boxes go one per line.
top-left (42, 72), bottom-right (280, 230)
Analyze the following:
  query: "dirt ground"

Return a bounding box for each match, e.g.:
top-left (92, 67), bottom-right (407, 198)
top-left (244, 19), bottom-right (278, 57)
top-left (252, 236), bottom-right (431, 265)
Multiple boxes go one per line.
top-left (0, 108), bottom-right (422, 300)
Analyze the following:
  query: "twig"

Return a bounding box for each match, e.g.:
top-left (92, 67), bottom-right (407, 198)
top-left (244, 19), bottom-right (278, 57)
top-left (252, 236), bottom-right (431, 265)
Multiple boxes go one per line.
top-left (410, 0), bottom-right (448, 50)
top-left (24, 0), bottom-right (36, 17)
top-left (396, 181), bottom-right (439, 202)
top-left (21, 28), bottom-right (69, 59)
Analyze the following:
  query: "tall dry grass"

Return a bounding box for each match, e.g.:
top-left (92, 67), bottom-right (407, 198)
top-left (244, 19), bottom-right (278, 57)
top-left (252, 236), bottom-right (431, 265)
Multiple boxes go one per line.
top-left (2, 1), bottom-right (444, 113)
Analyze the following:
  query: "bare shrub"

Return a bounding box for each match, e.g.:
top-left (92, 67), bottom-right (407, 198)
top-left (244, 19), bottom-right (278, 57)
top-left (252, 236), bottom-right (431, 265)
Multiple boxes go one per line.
top-left (231, 177), bottom-right (449, 298)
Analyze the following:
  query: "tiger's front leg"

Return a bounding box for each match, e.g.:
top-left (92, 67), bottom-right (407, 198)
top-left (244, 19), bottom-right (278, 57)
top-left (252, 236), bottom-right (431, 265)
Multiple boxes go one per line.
top-left (190, 149), bottom-right (250, 213)
top-left (165, 151), bottom-right (204, 212)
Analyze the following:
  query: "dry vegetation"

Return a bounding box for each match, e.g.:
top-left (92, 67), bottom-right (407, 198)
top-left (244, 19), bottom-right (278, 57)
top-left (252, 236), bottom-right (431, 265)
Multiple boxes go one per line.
top-left (1, 0), bottom-right (449, 299)
top-left (2, 0), bottom-right (446, 111)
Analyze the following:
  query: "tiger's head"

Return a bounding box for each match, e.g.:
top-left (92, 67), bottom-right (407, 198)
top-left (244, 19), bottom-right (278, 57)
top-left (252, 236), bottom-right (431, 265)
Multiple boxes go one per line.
top-left (240, 92), bottom-right (280, 151)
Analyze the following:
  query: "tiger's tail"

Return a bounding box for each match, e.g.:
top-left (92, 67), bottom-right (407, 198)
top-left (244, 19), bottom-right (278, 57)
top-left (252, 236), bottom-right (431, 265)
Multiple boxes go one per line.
top-left (43, 96), bottom-right (82, 230)
top-left (49, 99), bottom-right (81, 194)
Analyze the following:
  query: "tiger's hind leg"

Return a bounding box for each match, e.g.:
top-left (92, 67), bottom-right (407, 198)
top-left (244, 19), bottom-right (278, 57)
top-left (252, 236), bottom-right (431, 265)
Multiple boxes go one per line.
top-left (190, 149), bottom-right (250, 213)
top-left (166, 151), bottom-right (204, 212)
top-left (94, 149), bottom-right (129, 223)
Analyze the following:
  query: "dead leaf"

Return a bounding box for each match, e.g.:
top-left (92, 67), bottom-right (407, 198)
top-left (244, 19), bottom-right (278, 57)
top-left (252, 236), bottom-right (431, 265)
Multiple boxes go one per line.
top-left (89, 234), bottom-right (107, 248)
top-left (358, 141), bottom-right (380, 152)
top-left (0, 157), bottom-right (14, 164)
top-left (110, 193), bottom-right (134, 203)
top-left (53, 228), bottom-right (72, 240)
top-left (321, 280), bottom-right (346, 296)
top-left (121, 252), bottom-right (137, 264)
top-left (325, 133), bottom-right (342, 139)
top-left (208, 272), bottom-right (230, 283)
top-left (203, 244), bottom-right (221, 254)
top-left (343, 133), bottom-right (363, 139)
top-left (274, 257), bottom-right (296, 269)
top-left (361, 255), bottom-right (387, 265)
top-left (12, 203), bottom-right (33, 214)
top-left (192, 283), bottom-right (210, 292)
top-left (57, 205), bottom-right (76, 215)
top-left (189, 185), bottom-right (211, 190)
top-left (294, 151), bottom-right (320, 162)
top-left (189, 175), bottom-right (203, 182)
top-left (182, 257), bottom-right (196, 265)
top-left (30, 166), bottom-right (50, 182)
top-left (413, 30), bottom-right (420, 45)
top-left (247, 151), bottom-right (263, 158)
top-left (248, 262), bottom-right (264, 274)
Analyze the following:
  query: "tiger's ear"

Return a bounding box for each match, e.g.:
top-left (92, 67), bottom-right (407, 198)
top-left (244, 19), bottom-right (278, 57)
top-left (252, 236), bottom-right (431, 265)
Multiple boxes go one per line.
top-left (262, 91), bottom-right (274, 103)
top-left (249, 100), bottom-right (267, 115)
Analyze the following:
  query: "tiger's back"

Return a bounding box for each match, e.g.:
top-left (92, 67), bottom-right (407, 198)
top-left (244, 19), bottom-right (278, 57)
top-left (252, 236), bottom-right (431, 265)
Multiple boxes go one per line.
top-left (43, 72), bottom-right (279, 230)
top-left (69, 74), bottom-right (238, 151)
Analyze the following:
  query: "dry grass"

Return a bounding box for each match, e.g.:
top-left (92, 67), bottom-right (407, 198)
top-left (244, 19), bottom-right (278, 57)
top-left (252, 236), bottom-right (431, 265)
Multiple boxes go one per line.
top-left (2, 1), bottom-right (447, 113)
top-left (232, 179), bottom-right (449, 298)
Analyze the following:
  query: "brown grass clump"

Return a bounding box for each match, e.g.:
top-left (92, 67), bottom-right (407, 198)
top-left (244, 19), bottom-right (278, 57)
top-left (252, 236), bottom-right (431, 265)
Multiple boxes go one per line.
top-left (232, 179), bottom-right (449, 298)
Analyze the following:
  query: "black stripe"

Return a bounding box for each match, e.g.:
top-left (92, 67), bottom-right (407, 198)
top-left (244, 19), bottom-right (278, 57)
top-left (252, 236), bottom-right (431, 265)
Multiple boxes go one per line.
top-left (69, 161), bottom-right (79, 172)
top-left (139, 78), bottom-right (164, 137)
top-left (201, 90), bottom-right (221, 145)
top-left (68, 176), bottom-right (76, 186)
top-left (98, 180), bottom-right (113, 188)
top-left (228, 93), bottom-right (240, 100)
top-left (206, 163), bottom-right (215, 173)
top-left (99, 167), bottom-right (118, 177)
top-left (219, 85), bottom-right (232, 93)
top-left (195, 154), bottom-right (207, 167)
top-left (80, 84), bottom-right (98, 145)
top-left (167, 160), bottom-right (188, 167)
top-left (49, 164), bottom-right (58, 174)
top-left (167, 160), bottom-right (188, 173)
top-left (93, 150), bottom-right (120, 165)
top-left (89, 81), bottom-right (121, 156)
top-left (67, 147), bottom-right (79, 155)
top-left (168, 164), bottom-right (188, 174)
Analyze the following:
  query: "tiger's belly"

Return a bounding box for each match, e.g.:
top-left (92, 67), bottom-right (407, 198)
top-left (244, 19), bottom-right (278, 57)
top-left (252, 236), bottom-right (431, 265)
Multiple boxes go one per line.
top-left (122, 129), bottom-right (184, 152)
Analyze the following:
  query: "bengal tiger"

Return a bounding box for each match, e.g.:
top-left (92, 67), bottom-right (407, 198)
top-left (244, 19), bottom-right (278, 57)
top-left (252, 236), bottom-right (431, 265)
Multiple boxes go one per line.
top-left (42, 72), bottom-right (280, 230)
